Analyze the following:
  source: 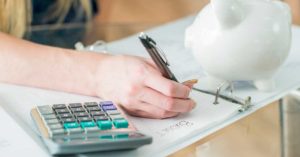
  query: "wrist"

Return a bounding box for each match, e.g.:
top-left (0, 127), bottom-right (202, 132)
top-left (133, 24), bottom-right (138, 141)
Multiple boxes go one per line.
top-left (62, 49), bottom-right (111, 97)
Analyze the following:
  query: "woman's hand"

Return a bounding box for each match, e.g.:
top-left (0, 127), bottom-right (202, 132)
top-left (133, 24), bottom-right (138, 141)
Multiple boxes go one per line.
top-left (95, 55), bottom-right (196, 119)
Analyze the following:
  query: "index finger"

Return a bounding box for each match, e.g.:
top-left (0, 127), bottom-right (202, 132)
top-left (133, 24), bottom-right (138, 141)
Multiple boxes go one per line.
top-left (144, 72), bottom-right (191, 98)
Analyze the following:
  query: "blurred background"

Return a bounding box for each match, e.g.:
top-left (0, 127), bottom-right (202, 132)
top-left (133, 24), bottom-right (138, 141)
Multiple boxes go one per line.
top-left (84, 0), bottom-right (209, 43)
top-left (82, 1), bottom-right (299, 157)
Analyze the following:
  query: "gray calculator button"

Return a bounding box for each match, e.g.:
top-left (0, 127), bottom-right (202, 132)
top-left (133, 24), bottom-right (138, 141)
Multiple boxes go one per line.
top-left (67, 128), bottom-right (83, 135)
top-left (48, 124), bottom-right (63, 130)
top-left (74, 112), bottom-right (89, 117)
top-left (109, 114), bottom-right (124, 120)
top-left (91, 111), bottom-right (106, 116)
top-left (106, 110), bottom-right (120, 115)
top-left (84, 127), bottom-right (99, 133)
top-left (94, 116), bottom-right (109, 121)
top-left (50, 129), bottom-right (66, 137)
top-left (84, 102), bottom-right (98, 107)
top-left (61, 118), bottom-right (76, 123)
top-left (86, 106), bottom-right (101, 112)
top-left (55, 109), bottom-right (70, 114)
top-left (59, 113), bottom-right (73, 118)
top-left (42, 114), bottom-right (57, 120)
top-left (69, 103), bottom-right (82, 108)
top-left (52, 104), bottom-right (67, 109)
top-left (77, 117), bottom-right (92, 122)
top-left (46, 119), bottom-right (60, 125)
top-left (71, 107), bottom-right (85, 113)
top-left (37, 106), bottom-right (54, 115)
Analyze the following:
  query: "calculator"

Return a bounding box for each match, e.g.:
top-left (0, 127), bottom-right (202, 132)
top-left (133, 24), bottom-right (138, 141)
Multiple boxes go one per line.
top-left (30, 101), bottom-right (152, 155)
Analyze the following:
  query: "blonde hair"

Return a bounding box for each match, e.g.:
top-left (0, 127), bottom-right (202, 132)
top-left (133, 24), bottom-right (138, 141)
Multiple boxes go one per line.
top-left (0, 0), bottom-right (92, 38)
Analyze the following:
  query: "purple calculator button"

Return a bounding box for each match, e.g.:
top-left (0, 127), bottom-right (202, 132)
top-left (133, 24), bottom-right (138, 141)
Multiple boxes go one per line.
top-left (102, 105), bottom-right (117, 111)
top-left (100, 101), bottom-right (114, 106)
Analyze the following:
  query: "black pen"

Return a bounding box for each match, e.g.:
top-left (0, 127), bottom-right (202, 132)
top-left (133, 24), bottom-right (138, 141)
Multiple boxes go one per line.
top-left (138, 32), bottom-right (178, 82)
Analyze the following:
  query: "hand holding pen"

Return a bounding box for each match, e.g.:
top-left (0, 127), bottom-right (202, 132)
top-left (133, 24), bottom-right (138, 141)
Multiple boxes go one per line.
top-left (97, 54), bottom-right (197, 119)
top-left (93, 32), bottom-right (196, 119)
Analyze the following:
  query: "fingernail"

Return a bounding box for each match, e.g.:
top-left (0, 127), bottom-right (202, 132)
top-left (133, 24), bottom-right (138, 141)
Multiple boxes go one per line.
top-left (184, 79), bottom-right (198, 85)
top-left (191, 100), bottom-right (197, 110)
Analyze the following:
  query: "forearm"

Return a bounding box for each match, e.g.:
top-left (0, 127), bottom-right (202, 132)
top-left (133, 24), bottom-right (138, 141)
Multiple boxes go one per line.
top-left (0, 32), bottom-right (107, 96)
top-left (0, 32), bottom-right (197, 119)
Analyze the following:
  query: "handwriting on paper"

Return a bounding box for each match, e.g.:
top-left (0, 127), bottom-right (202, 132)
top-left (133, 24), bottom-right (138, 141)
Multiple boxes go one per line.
top-left (155, 120), bottom-right (194, 137)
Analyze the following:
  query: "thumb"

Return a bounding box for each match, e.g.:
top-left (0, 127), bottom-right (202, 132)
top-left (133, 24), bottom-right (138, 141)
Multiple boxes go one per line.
top-left (182, 79), bottom-right (198, 89)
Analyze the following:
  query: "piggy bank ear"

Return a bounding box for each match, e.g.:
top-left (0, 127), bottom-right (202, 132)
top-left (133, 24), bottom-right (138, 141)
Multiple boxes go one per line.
top-left (273, 1), bottom-right (292, 24)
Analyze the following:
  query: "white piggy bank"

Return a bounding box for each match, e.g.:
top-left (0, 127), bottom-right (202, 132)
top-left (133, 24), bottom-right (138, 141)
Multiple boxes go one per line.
top-left (185, 0), bottom-right (292, 91)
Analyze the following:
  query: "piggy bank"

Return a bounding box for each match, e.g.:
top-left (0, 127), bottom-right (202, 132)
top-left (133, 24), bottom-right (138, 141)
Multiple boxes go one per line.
top-left (185, 0), bottom-right (292, 91)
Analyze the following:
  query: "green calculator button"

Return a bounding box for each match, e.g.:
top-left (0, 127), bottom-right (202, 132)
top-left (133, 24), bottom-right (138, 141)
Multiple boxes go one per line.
top-left (63, 122), bottom-right (80, 129)
top-left (115, 133), bottom-right (129, 139)
top-left (99, 134), bottom-right (113, 140)
top-left (97, 121), bottom-right (112, 130)
top-left (80, 121), bottom-right (96, 128)
top-left (113, 119), bottom-right (129, 128)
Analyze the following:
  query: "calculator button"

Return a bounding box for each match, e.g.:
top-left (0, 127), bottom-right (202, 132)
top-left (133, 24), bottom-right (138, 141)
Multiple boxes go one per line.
top-left (102, 105), bottom-right (117, 111)
top-left (68, 103), bottom-right (82, 108)
top-left (37, 106), bottom-right (54, 115)
top-left (90, 111), bottom-right (106, 117)
top-left (55, 109), bottom-right (70, 114)
top-left (80, 121), bottom-right (96, 128)
top-left (109, 114), bottom-right (124, 120)
top-left (67, 128), bottom-right (83, 135)
top-left (106, 110), bottom-right (120, 115)
top-left (77, 117), bottom-right (93, 122)
top-left (99, 101), bottom-right (114, 106)
top-left (49, 129), bottom-right (66, 137)
top-left (97, 121), bottom-right (112, 130)
top-left (84, 127), bottom-right (99, 133)
top-left (70, 107), bottom-right (85, 113)
top-left (86, 106), bottom-right (101, 112)
top-left (94, 116), bottom-right (109, 121)
top-left (84, 102), bottom-right (98, 107)
top-left (115, 134), bottom-right (129, 139)
top-left (59, 113), bottom-right (73, 119)
top-left (63, 122), bottom-right (80, 129)
top-left (42, 114), bottom-right (57, 120)
top-left (48, 124), bottom-right (63, 130)
top-left (61, 118), bottom-right (76, 123)
top-left (74, 112), bottom-right (89, 117)
top-left (113, 119), bottom-right (129, 128)
top-left (46, 119), bottom-right (60, 125)
top-left (99, 134), bottom-right (113, 140)
top-left (52, 104), bottom-right (67, 109)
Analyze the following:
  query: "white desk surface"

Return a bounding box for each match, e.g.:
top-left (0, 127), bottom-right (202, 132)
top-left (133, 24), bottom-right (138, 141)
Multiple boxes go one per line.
top-left (1, 15), bottom-right (300, 157)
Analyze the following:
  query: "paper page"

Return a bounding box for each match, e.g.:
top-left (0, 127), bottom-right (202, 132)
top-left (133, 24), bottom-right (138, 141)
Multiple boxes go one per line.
top-left (0, 105), bottom-right (49, 157)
